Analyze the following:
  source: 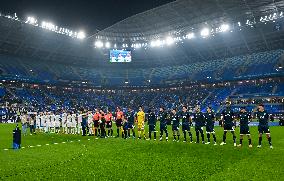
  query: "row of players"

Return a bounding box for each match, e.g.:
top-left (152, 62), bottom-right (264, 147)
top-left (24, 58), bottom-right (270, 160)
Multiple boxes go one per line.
top-left (21, 102), bottom-right (273, 149)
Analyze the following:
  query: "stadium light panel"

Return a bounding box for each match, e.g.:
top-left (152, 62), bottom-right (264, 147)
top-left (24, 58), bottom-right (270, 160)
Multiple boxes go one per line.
top-left (166, 37), bottom-right (174, 45)
top-left (186, 33), bottom-right (195, 39)
top-left (105, 42), bottom-right (111, 48)
top-left (26, 16), bottom-right (37, 25)
top-left (156, 40), bottom-right (162, 47)
top-left (77, 31), bottom-right (86, 39)
top-left (95, 41), bottom-right (103, 48)
top-left (150, 41), bottom-right (157, 47)
top-left (200, 28), bottom-right (210, 37)
top-left (220, 24), bottom-right (229, 32)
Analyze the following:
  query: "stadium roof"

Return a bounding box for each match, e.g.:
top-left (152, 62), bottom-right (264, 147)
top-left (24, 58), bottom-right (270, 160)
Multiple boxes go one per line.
top-left (0, 0), bottom-right (284, 69)
top-left (96, 0), bottom-right (284, 40)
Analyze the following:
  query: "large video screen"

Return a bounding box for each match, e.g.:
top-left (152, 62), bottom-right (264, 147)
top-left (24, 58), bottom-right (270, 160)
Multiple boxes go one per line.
top-left (110, 50), bottom-right (131, 63)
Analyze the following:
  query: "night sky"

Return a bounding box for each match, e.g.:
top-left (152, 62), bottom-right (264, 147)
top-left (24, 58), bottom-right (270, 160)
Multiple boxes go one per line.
top-left (1, 0), bottom-right (175, 34)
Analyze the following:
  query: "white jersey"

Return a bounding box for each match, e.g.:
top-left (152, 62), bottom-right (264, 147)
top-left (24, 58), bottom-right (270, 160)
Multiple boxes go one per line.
top-left (41, 115), bottom-right (46, 127)
top-left (36, 114), bottom-right (41, 127)
top-left (21, 115), bottom-right (27, 124)
top-left (88, 113), bottom-right (93, 124)
top-left (55, 115), bottom-right (60, 127)
top-left (61, 113), bottom-right (67, 127)
top-left (50, 114), bottom-right (56, 127)
top-left (67, 114), bottom-right (72, 127)
top-left (71, 114), bottom-right (77, 127)
top-left (77, 114), bottom-right (82, 127)
top-left (46, 115), bottom-right (51, 127)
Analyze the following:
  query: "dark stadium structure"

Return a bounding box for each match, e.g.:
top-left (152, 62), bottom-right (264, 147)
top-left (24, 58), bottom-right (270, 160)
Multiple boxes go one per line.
top-left (0, 0), bottom-right (284, 115)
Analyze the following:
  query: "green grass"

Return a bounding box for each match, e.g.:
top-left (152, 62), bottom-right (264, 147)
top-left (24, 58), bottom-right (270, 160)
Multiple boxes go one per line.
top-left (0, 124), bottom-right (284, 180)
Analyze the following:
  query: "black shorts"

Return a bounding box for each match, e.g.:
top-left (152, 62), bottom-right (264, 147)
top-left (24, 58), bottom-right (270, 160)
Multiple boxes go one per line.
top-left (93, 120), bottom-right (99, 127)
top-left (116, 119), bottom-right (122, 127)
top-left (195, 126), bottom-right (204, 133)
top-left (206, 126), bottom-right (215, 133)
top-left (149, 125), bottom-right (156, 132)
top-left (182, 124), bottom-right (190, 132)
top-left (123, 124), bottom-right (128, 130)
top-left (240, 126), bottom-right (250, 135)
top-left (258, 125), bottom-right (270, 134)
top-left (106, 121), bottom-right (112, 128)
top-left (172, 124), bottom-right (179, 131)
top-left (224, 123), bottom-right (234, 131)
top-left (127, 123), bottom-right (134, 129)
top-left (160, 124), bottom-right (167, 132)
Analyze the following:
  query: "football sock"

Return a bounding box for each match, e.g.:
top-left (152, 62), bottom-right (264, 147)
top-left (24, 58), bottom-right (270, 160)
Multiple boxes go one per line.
top-left (95, 129), bottom-right (97, 136)
top-left (177, 134), bottom-right (180, 141)
top-left (117, 128), bottom-right (119, 137)
top-left (184, 131), bottom-right (186, 141)
top-left (154, 132), bottom-right (156, 139)
top-left (207, 133), bottom-right (210, 142)
top-left (268, 137), bottom-right (272, 146)
top-left (240, 139), bottom-right (243, 145)
top-left (249, 139), bottom-right (252, 145)
top-left (258, 137), bottom-right (262, 145)
top-left (132, 130), bottom-right (135, 137)
top-left (173, 134), bottom-right (176, 140)
top-left (223, 132), bottom-right (227, 142)
top-left (107, 130), bottom-right (110, 136)
top-left (213, 134), bottom-right (217, 142)
top-left (189, 132), bottom-right (193, 142)
top-left (196, 132), bottom-right (199, 143)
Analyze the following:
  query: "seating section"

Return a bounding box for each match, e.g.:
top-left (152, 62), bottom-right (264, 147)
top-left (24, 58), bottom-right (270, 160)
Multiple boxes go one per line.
top-left (0, 49), bottom-right (283, 86)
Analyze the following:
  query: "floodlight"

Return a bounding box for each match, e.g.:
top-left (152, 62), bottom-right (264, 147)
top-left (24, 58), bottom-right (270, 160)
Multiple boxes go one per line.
top-left (150, 41), bottom-right (157, 47)
top-left (95, 41), bottom-right (103, 48)
top-left (105, 42), bottom-right (111, 48)
top-left (166, 37), bottom-right (174, 45)
top-left (156, 40), bottom-right (162, 47)
top-left (26, 16), bottom-right (37, 25)
top-left (220, 24), bottom-right (229, 32)
top-left (200, 28), bottom-right (210, 37)
top-left (186, 33), bottom-right (195, 39)
top-left (77, 31), bottom-right (86, 39)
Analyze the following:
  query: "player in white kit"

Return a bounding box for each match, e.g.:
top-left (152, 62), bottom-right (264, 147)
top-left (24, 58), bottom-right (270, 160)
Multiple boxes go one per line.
top-left (77, 111), bottom-right (82, 135)
top-left (67, 112), bottom-right (72, 134)
top-left (71, 113), bottom-right (77, 134)
top-left (55, 113), bottom-right (61, 133)
top-left (61, 111), bottom-right (67, 134)
top-left (87, 111), bottom-right (94, 135)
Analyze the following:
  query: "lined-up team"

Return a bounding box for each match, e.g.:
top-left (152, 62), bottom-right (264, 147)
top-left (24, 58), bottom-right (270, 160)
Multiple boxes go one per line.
top-left (21, 102), bottom-right (273, 149)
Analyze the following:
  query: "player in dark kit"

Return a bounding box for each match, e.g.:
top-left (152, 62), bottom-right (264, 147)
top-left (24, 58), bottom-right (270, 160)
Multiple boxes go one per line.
top-left (192, 106), bottom-right (205, 144)
top-left (126, 108), bottom-right (135, 139)
top-left (122, 116), bottom-right (128, 139)
top-left (158, 107), bottom-right (168, 141)
top-left (171, 108), bottom-right (180, 142)
top-left (93, 109), bottom-right (100, 137)
top-left (220, 102), bottom-right (237, 146)
top-left (99, 110), bottom-right (106, 138)
top-left (115, 107), bottom-right (124, 138)
top-left (204, 106), bottom-right (217, 145)
top-left (105, 110), bottom-right (113, 137)
top-left (147, 108), bottom-right (157, 140)
top-left (256, 104), bottom-right (273, 149)
top-left (237, 107), bottom-right (252, 148)
top-left (181, 106), bottom-right (193, 143)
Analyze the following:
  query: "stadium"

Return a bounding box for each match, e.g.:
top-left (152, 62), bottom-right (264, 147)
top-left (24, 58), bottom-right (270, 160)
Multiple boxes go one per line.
top-left (0, 0), bottom-right (284, 180)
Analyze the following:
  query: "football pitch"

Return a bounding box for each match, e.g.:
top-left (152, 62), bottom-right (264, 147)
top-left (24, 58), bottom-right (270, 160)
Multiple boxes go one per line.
top-left (0, 124), bottom-right (284, 180)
